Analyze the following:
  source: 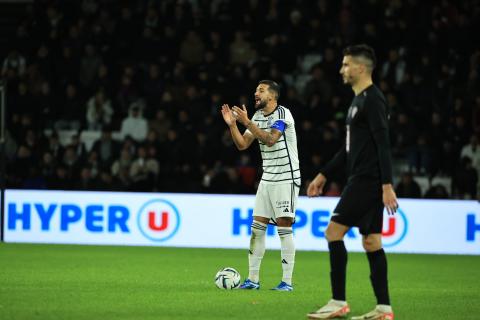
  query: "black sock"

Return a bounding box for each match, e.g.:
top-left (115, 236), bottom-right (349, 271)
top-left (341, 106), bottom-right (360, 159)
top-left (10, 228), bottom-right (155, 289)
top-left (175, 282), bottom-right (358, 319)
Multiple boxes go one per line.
top-left (328, 240), bottom-right (347, 301)
top-left (367, 249), bottom-right (391, 305)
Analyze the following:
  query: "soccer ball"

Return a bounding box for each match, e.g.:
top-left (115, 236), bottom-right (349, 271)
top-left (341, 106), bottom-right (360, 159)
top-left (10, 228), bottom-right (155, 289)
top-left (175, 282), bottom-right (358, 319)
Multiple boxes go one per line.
top-left (214, 267), bottom-right (241, 289)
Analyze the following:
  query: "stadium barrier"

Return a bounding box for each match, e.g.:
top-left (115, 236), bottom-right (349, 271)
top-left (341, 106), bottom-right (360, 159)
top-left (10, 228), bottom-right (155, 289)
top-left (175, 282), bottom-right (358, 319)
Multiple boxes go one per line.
top-left (3, 189), bottom-right (480, 255)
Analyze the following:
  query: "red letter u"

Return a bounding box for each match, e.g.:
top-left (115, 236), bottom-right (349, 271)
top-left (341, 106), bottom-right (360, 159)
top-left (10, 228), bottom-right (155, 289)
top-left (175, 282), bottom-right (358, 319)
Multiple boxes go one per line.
top-left (149, 211), bottom-right (169, 231)
top-left (382, 217), bottom-right (396, 237)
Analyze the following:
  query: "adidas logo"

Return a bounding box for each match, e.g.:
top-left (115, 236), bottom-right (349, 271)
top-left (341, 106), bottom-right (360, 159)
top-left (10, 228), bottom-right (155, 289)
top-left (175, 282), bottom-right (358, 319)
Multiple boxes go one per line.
top-left (283, 208), bottom-right (289, 213)
top-left (282, 259), bottom-right (288, 264)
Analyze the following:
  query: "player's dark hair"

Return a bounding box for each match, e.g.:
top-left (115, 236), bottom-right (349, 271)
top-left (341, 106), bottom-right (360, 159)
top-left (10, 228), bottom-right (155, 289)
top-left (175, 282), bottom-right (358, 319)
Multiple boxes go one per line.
top-left (259, 80), bottom-right (280, 100)
top-left (343, 44), bottom-right (377, 71)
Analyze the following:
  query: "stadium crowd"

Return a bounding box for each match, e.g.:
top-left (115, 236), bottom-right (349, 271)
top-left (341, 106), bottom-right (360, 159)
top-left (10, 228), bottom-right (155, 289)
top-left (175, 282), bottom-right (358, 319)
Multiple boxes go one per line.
top-left (2, 0), bottom-right (480, 199)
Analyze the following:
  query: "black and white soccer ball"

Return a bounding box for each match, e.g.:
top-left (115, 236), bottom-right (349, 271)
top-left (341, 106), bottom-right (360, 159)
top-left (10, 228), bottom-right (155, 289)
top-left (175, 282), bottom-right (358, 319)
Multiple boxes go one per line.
top-left (214, 267), bottom-right (241, 289)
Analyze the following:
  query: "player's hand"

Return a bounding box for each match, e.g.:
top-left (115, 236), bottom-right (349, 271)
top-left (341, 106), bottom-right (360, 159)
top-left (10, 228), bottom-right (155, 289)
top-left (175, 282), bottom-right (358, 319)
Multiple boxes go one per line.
top-left (382, 184), bottom-right (398, 215)
top-left (307, 173), bottom-right (327, 197)
top-left (231, 105), bottom-right (249, 127)
top-left (221, 104), bottom-right (236, 127)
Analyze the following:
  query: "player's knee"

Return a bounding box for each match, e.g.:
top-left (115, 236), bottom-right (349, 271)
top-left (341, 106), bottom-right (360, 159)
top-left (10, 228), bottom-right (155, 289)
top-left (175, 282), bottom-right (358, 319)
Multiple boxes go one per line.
top-left (362, 236), bottom-right (382, 252)
top-left (251, 220), bottom-right (267, 238)
top-left (276, 217), bottom-right (293, 227)
top-left (325, 225), bottom-right (343, 242)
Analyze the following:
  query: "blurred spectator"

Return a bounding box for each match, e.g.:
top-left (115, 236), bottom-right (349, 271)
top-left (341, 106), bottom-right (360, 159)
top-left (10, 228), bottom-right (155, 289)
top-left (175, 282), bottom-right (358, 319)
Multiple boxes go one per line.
top-left (79, 44), bottom-right (102, 90)
top-left (40, 151), bottom-right (56, 181)
top-left (392, 113), bottom-right (417, 157)
top-left (428, 112), bottom-right (445, 176)
top-left (472, 96), bottom-right (480, 130)
top-left (395, 172), bottom-right (422, 198)
top-left (143, 63), bottom-right (164, 115)
top-left (180, 30), bottom-right (205, 66)
top-left (2, 49), bottom-right (26, 80)
top-left (11, 82), bottom-right (34, 117)
top-left (381, 49), bottom-right (407, 86)
top-left (424, 185), bottom-right (449, 199)
top-left (120, 104), bottom-right (148, 142)
top-left (116, 73), bottom-right (138, 116)
top-left (130, 146), bottom-right (159, 191)
top-left (55, 46), bottom-right (79, 87)
top-left (304, 65), bottom-right (333, 106)
top-left (111, 148), bottom-right (132, 178)
top-left (62, 146), bottom-right (80, 179)
top-left (44, 132), bottom-right (64, 162)
top-left (92, 64), bottom-right (112, 97)
top-left (75, 167), bottom-right (97, 190)
top-left (35, 44), bottom-right (54, 83)
top-left (408, 134), bottom-right (431, 175)
top-left (97, 171), bottom-right (114, 191)
top-left (86, 89), bottom-right (113, 130)
top-left (48, 165), bottom-right (72, 190)
top-left (460, 135), bottom-right (480, 175)
top-left (55, 84), bottom-right (84, 131)
top-left (229, 31), bottom-right (256, 65)
top-left (36, 81), bottom-right (58, 128)
top-left (149, 109), bottom-right (171, 142)
top-left (236, 154), bottom-right (256, 192)
top-left (92, 127), bottom-right (120, 168)
top-left (69, 134), bottom-right (87, 162)
top-left (85, 150), bottom-right (100, 178)
top-left (452, 157), bottom-right (478, 199)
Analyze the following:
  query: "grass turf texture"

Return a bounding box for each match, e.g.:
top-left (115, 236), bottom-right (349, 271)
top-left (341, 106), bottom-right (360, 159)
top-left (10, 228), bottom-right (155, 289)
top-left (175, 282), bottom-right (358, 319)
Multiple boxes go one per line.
top-left (0, 244), bottom-right (479, 320)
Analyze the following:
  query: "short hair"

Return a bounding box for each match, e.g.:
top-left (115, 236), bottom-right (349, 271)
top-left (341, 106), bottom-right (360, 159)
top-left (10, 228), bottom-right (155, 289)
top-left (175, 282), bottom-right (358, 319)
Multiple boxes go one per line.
top-left (343, 44), bottom-right (377, 71)
top-left (259, 80), bottom-right (280, 100)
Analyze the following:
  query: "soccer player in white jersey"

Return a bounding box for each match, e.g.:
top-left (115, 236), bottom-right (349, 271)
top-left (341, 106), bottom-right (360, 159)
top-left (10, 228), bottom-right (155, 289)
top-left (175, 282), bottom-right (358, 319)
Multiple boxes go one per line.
top-left (220, 80), bottom-right (301, 291)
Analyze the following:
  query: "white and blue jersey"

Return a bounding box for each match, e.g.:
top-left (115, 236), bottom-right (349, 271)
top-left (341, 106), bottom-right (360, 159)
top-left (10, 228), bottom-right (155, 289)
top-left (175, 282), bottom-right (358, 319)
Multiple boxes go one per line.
top-left (246, 105), bottom-right (301, 186)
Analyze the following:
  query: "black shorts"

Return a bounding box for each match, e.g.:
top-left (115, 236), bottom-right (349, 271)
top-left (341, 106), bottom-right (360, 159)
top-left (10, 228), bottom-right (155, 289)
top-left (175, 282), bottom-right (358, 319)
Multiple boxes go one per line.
top-left (331, 179), bottom-right (384, 235)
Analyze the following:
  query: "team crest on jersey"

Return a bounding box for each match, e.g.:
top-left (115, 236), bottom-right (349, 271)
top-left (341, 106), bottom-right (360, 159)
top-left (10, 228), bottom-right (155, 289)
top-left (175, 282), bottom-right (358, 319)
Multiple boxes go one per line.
top-left (348, 106), bottom-right (358, 119)
top-left (267, 116), bottom-right (274, 127)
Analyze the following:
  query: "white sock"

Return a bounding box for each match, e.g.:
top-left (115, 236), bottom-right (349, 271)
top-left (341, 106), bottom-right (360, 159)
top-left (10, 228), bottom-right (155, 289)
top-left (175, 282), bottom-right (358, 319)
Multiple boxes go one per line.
top-left (248, 221), bottom-right (266, 283)
top-left (376, 305), bottom-right (393, 313)
top-left (278, 226), bottom-right (295, 285)
top-left (331, 299), bottom-right (348, 306)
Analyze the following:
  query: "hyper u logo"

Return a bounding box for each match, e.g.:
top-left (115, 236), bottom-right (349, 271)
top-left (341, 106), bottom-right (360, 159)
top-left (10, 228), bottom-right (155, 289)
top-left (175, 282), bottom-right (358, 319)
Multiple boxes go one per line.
top-left (382, 208), bottom-right (408, 247)
top-left (137, 199), bottom-right (180, 242)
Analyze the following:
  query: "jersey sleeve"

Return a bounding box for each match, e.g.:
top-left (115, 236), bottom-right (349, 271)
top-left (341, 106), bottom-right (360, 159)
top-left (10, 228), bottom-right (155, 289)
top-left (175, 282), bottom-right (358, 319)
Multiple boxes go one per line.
top-left (282, 108), bottom-right (294, 128)
top-left (365, 94), bottom-right (393, 184)
top-left (319, 146), bottom-right (346, 179)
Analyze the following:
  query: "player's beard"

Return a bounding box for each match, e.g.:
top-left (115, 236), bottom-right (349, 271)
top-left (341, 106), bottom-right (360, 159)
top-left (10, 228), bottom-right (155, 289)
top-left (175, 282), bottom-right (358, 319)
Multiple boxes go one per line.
top-left (343, 73), bottom-right (356, 86)
top-left (256, 98), bottom-right (267, 109)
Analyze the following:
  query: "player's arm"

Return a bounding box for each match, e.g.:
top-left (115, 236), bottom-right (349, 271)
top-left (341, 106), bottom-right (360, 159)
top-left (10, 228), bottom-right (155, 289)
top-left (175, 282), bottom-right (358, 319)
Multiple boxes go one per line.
top-left (230, 123), bottom-right (256, 150)
top-left (221, 104), bottom-right (255, 150)
top-left (319, 146), bottom-right (347, 180)
top-left (365, 95), bottom-right (398, 214)
top-left (232, 105), bottom-right (283, 147)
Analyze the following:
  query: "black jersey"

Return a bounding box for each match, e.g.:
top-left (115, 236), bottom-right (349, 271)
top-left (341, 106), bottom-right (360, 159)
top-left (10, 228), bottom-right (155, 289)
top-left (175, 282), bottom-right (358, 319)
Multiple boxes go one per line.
top-left (321, 84), bottom-right (393, 185)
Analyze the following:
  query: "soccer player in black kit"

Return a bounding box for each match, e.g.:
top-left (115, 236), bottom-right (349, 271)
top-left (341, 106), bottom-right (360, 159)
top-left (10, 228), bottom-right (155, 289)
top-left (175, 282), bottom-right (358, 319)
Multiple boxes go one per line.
top-left (307, 45), bottom-right (398, 320)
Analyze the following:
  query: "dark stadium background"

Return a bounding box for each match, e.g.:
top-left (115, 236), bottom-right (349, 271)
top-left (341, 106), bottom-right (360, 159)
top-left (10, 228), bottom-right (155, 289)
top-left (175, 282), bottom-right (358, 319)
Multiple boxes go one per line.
top-left (1, 0), bottom-right (479, 198)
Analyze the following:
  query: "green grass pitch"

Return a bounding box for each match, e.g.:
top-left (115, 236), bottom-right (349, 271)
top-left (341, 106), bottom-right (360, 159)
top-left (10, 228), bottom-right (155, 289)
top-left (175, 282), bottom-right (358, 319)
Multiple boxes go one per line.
top-left (1, 243), bottom-right (479, 319)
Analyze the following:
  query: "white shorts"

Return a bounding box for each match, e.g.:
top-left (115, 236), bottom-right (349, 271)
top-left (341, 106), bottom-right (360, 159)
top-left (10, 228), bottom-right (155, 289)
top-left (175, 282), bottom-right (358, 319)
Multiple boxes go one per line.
top-left (254, 182), bottom-right (299, 222)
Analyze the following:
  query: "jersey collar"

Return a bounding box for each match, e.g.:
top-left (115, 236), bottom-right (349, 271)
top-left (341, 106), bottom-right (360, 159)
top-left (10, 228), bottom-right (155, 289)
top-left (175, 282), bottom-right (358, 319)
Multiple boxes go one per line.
top-left (262, 105), bottom-right (279, 117)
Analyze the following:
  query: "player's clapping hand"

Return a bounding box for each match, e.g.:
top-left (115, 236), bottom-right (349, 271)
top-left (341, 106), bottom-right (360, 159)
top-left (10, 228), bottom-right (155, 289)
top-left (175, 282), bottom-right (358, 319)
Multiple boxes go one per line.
top-left (307, 173), bottom-right (327, 197)
top-left (221, 104), bottom-right (236, 126)
top-left (382, 184), bottom-right (398, 215)
top-left (231, 105), bottom-right (249, 127)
